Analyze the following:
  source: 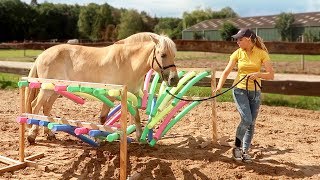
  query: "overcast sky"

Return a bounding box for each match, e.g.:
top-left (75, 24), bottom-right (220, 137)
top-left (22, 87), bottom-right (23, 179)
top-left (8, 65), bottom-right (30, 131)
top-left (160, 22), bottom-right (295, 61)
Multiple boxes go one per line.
top-left (21, 0), bottom-right (320, 18)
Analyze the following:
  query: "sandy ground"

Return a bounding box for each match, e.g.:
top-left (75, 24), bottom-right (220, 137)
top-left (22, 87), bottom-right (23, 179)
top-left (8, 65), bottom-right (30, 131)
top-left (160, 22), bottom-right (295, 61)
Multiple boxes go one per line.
top-left (0, 59), bottom-right (320, 179)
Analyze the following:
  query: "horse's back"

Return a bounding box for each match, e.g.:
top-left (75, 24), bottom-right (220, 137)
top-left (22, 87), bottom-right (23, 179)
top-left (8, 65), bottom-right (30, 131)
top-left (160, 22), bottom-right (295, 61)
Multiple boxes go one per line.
top-left (34, 44), bottom-right (108, 81)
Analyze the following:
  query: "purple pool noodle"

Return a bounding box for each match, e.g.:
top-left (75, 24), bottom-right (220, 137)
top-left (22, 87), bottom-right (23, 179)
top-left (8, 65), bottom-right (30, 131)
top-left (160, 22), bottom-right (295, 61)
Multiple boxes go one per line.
top-left (88, 130), bottom-right (110, 137)
top-left (27, 118), bottom-right (40, 125)
top-left (39, 120), bottom-right (50, 127)
top-left (51, 124), bottom-right (75, 132)
top-left (107, 104), bottom-right (121, 119)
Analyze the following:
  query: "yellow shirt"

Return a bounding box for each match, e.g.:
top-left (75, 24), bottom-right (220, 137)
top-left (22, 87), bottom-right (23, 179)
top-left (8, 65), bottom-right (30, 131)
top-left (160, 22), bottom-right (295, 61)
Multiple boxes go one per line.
top-left (230, 46), bottom-right (270, 90)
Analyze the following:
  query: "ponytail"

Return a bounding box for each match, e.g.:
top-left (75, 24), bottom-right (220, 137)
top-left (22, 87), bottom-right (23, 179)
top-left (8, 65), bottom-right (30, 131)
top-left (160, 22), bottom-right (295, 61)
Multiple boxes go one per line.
top-left (253, 36), bottom-right (268, 53)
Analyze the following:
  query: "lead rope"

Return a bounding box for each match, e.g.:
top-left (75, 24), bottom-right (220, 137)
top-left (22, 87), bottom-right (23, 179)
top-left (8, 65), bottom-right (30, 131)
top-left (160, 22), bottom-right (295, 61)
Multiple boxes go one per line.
top-left (165, 75), bottom-right (248, 102)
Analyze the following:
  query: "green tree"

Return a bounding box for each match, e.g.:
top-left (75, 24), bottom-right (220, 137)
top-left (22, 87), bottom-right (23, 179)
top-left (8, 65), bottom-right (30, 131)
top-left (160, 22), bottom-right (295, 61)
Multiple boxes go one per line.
top-left (78, 3), bottom-right (113, 41)
top-left (220, 22), bottom-right (239, 41)
top-left (32, 3), bottom-right (79, 40)
top-left (0, 0), bottom-right (36, 42)
top-left (182, 7), bottom-right (238, 29)
top-left (275, 12), bottom-right (295, 41)
top-left (154, 18), bottom-right (183, 39)
top-left (140, 11), bottom-right (158, 32)
top-left (117, 9), bottom-right (144, 39)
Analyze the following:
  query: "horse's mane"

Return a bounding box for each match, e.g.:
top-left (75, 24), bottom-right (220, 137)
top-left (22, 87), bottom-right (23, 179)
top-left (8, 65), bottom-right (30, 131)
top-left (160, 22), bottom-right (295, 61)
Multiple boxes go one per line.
top-left (116, 32), bottom-right (177, 57)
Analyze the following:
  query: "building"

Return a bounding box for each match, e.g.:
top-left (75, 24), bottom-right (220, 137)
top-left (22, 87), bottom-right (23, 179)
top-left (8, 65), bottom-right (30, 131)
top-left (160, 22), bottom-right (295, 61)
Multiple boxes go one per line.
top-left (182, 12), bottom-right (320, 42)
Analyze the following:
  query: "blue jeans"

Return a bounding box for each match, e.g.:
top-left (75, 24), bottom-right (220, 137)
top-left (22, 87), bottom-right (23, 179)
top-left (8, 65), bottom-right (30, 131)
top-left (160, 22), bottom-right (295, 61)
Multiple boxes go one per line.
top-left (232, 88), bottom-right (261, 151)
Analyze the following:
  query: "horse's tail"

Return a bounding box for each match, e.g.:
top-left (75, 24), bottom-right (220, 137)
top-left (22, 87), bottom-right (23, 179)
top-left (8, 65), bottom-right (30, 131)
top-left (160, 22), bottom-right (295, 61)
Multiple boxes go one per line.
top-left (25, 64), bottom-right (38, 113)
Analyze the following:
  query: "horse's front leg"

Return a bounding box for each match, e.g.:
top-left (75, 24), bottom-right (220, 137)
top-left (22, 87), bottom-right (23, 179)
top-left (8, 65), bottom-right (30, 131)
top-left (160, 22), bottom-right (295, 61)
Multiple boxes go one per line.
top-left (27, 90), bottom-right (53, 144)
top-left (42, 93), bottom-right (59, 140)
top-left (133, 107), bottom-right (142, 140)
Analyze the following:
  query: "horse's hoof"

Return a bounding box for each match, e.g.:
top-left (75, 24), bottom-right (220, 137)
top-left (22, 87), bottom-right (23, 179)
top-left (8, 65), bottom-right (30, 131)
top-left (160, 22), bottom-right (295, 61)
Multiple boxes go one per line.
top-left (46, 134), bottom-right (56, 141)
top-left (27, 135), bottom-right (36, 145)
top-left (95, 138), bottom-right (106, 146)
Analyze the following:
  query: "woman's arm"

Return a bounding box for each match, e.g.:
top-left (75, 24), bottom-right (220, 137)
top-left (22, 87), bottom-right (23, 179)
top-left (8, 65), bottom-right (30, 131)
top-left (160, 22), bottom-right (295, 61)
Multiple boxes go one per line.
top-left (214, 59), bottom-right (237, 93)
top-left (248, 61), bottom-right (274, 81)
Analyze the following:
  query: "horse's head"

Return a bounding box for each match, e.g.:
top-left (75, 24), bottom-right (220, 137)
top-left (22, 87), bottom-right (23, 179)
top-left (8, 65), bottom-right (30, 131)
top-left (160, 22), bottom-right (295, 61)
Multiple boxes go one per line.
top-left (150, 35), bottom-right (179, 87)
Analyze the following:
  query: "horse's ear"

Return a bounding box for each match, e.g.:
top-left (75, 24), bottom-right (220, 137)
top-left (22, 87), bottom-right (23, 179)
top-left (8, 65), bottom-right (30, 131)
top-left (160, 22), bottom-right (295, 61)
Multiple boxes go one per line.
top-left (114, 39), bottom-right (125, 44)
top-left (149, 35), bottom-right (159, 44)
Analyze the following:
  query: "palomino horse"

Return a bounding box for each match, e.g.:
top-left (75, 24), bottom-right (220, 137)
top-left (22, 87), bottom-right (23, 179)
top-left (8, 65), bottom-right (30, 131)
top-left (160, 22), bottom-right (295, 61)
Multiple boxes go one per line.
top-left (26, 32), bottom-right (179, 144)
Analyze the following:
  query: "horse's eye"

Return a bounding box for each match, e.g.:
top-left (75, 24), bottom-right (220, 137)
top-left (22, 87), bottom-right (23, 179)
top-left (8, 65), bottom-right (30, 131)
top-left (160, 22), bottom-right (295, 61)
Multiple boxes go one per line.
top-left (161, 54), bottom-right (167, 58)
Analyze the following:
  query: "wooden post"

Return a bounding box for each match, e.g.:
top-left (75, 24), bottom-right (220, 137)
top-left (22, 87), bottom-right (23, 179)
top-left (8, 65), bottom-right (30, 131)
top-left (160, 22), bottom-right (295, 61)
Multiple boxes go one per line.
top-left (120, 86), bottom-right (128, 180)
top-left (19, 87), bottom-right (26, 162)
top-left (211, 68), bottom-right (218, 143)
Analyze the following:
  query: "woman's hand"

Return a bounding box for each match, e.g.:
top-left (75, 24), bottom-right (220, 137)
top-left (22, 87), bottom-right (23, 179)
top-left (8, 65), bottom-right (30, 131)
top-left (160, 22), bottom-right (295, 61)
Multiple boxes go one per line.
top-left (248, 72), bottom-right (260, 80)
top-left (212, 86), bottom-right (222, 94)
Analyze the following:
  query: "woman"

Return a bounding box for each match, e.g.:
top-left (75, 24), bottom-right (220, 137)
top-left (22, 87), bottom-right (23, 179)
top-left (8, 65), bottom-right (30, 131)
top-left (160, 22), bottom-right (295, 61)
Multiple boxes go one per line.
top-left (214, 28), bottom-right (274, 162)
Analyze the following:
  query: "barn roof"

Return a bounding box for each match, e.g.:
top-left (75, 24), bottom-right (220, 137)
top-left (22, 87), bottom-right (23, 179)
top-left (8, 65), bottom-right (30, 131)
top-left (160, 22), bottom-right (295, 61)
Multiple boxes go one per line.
top-left (184, 11), bottom-right (320, 31)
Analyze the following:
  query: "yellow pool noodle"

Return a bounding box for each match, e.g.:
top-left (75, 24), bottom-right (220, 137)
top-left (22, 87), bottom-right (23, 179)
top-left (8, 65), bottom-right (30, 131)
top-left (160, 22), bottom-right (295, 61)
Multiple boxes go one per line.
top-left (73, 92), bottom-right (100, 101)
top-left (41, 83), bottom-right (55, 90)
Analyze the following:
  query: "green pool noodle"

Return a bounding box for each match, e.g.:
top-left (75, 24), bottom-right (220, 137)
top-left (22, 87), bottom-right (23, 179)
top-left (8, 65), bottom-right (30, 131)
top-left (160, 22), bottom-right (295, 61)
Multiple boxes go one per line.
top-left (158, 81), bottom-right (167, 96)
top-left (149, 139), bottom-right (157, 147)
top-left (66, 85), bottom-right (81, 92)
top-left (80, 86), bottom-right (94, 93)
top-left (94, 94), bottom-right (114, 107)
top-left (106, 124), bottom-right (136, 142)
top-left (140, 126), bottom-right (150, 143)
top-left (47, 122), bottom-right (59, 130)
top-left (161, 101), bottom-right (200, 138)
top-left (150, 71), bottom-right (186, 117)
top-left (150, 92), bottom-right (168, 116)
top-left (137, 97), bottom-right (142, 109)
top-left (146, 73), bottom-right (160, 114)
top-left (140, 98), bottom-right (156, 143)
top-left (147, 104), bottom-right (174, 129)
top-left (127, 102), bottom-right (137, 116)
top-left (127, 92), bottom-right (138, 107)
top-left (93, 88), bottom-right (107, 96)
top-left (172, 71), bottom-right (210, 106)
top-left (116, 96), bottom-right (137, 116)
top-left (87, 88), bottom-right (113, 107)
top-left (18, 81), bottom-right (29, 87)
top-left (158, 71), bottom-right (196, 111)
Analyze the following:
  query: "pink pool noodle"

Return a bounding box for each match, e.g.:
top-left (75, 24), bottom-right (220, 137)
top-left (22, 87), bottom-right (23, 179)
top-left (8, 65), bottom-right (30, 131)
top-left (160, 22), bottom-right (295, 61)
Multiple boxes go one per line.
top-left (141, 69), bottom-right (153, 109)
top-left (54, 85), bottom-right (67, 91)
top-left (153, 100), bottom-right (188, 140)
top-left (143, 69), bottom-right (154, 91)
top-left (111, 123), bottom-right (121, 128)
top-left (105, 111), bottom-right (121, 126)
top-left (55, 90), bottom-right (85, 104)
top-left (17, 116), bottom-right (28, 123)
top-left (29, 82), bottom-right (41, 88)
top-left (141, 90), bottom-right (148, 110)
top-left (74, 127), bottom-right (89, 135)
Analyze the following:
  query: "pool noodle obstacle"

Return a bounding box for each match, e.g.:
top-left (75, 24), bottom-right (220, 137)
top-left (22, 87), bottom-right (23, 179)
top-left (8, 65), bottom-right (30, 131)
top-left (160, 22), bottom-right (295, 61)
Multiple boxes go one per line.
top-left (138, 69), bottom-right (219, 147)
top-left (1, 68), bottom-right (220, 179)
top-left (0, 78), bottom-right (130, 180)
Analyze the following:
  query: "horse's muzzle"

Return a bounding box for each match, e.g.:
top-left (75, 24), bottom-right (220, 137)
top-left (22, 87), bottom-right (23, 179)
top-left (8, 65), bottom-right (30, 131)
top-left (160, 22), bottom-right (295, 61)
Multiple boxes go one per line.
top-left (167, 71), bottom-right (179, 87)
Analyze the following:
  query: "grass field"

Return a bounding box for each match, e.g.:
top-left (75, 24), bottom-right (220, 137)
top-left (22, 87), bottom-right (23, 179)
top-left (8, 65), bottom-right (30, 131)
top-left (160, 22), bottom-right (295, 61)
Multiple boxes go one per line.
top-left (0, 49), bottom-right (42, 62)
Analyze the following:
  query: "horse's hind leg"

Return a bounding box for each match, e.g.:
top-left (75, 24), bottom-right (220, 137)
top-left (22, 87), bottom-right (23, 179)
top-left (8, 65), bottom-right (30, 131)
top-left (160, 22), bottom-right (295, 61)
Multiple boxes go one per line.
top-left (27, 89), bottom-right (53, 144)
top-left (43, 93), bottom-right (59, 140)
top-left (99, 97), bottom-right (116, 124)
top-left (100, 104), bottom-right (110, 125)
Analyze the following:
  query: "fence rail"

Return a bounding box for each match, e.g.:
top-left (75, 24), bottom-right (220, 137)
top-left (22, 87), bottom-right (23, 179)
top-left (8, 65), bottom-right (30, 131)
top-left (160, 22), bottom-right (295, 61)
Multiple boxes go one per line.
top-left (2, 40), bottom-right (320, 54)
